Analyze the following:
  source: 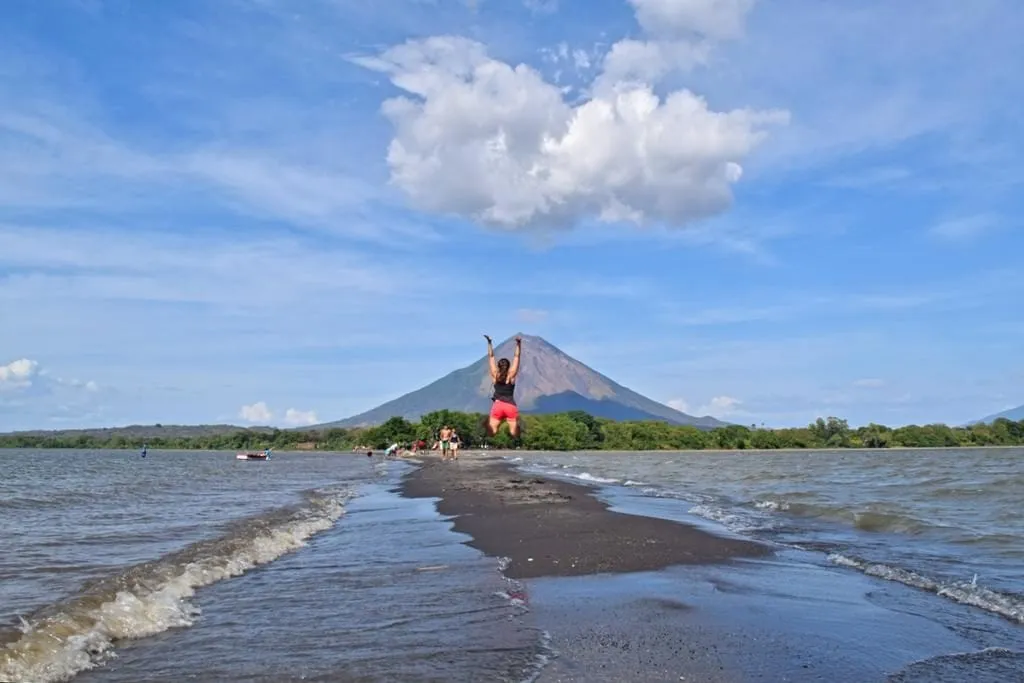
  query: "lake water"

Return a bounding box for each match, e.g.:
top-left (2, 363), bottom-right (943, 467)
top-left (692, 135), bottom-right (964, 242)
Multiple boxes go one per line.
top-left (0, 449), bottom-right (547, 683)
top-left (2, 446), bottom-right (1022, 682)
top-left (510, 447), bottom-right (1024, 625)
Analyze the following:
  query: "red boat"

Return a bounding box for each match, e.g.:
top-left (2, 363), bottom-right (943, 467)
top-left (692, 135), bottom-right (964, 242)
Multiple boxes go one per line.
top-left (236, 451), bottom-right (270, 460)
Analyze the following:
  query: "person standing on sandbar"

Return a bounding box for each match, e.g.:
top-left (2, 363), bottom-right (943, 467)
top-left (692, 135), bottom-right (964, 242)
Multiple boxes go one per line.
top-left (484, 335), bottom-right (521, 438)
top-left (439, 425), bottom-right (453, 461)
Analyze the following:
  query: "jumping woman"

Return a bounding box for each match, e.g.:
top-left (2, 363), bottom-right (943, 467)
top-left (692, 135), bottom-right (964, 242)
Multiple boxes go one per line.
top-left (484, 335), bottom-right (521, 437)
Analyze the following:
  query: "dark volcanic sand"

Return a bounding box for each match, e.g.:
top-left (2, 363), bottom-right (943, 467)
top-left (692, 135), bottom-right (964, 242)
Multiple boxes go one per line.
top-left (400, 455), bottom-right (770, 579)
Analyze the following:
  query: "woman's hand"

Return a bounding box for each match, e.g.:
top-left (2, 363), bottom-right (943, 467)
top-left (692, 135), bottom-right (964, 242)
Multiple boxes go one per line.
top-left (484, 334), bottom-right (492, 343)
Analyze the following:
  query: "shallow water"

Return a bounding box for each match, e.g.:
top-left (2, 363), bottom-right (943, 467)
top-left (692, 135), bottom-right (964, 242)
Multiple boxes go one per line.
top-left (0, 450), bottom-right (547, 682)
top-left (526, 554), bottom-right (1024, 683)
top-left (510, 448), bottom-right (1024, 625)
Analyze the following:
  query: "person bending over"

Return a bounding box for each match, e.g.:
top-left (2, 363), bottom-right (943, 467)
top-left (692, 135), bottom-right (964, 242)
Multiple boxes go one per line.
top-left (484, 335), bottom-right (521, 438)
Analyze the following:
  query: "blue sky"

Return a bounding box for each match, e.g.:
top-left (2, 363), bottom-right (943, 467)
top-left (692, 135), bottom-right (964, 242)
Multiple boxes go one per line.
top-left (1, 0), bottom-right (1022, 431)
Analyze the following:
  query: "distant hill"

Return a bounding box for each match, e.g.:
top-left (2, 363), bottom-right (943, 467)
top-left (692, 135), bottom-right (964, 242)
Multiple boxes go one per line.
top-left (0, 423), bottom-right (272, 440)
top-left (315, 334), bottom-right (726, 429)
top-left (970, 404), bottom-right (1024, 425)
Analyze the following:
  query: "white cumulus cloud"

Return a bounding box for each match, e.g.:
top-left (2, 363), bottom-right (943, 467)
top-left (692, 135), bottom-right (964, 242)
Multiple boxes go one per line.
top-left (238, 403), bottom-right (318, 426)
top-left (667, 398), bottom-right (690, 413)
top-left (54, 377), bottom-right (101, 392)
top-left (0, 359), bottom-right (103, 429)
top-left (627, 0), bottom-right (755, 41)
top-left (239, 401), bottom-right (273, 423)
top-left (354, 0), bottom-right (786, 233)
top-left (284, 408), bottom-right (319, 426)
top-left (0, 359), bottom-right (97, 394)
top-left (698, 395), bottom-right (742, 417)
top-left (0, 359), bottom-right (39, 389)
top-left (599, 0), bottom-right (755, 85)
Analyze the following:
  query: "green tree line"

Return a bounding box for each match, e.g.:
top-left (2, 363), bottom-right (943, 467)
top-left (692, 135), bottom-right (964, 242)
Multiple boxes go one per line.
top-left (3, 411), bottom-right (1024, 451)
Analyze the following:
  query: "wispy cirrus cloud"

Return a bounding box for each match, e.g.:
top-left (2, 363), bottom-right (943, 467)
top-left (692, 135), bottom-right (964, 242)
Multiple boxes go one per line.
top-left (651, 267), bottom-right (1024, 330)
top-left (523, 0), bottom-right (559, 14)
top-left (821, 166), bottom-right (914, 189)
top-left (929, 213), bottom-right (1002, 243)
top-left (516, 308), bottom-right (549, 325)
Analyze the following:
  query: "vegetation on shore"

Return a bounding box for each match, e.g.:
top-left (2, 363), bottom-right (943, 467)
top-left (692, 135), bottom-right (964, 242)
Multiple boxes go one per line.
top-left (3, 411), bottom-right (1024, 451)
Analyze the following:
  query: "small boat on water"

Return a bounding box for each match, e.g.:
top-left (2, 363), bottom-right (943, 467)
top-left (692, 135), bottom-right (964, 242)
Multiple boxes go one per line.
top-left (236, 449), bottom-right (271, 460)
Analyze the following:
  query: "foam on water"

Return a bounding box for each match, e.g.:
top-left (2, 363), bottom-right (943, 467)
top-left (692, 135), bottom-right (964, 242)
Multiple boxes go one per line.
top-left (567, 472), bottom-right (620, 484)
top-left (518, 629), bottom-right (554, 683)
top-left (0, 486), bottom-right (352, 683)
top-left (492, 556), bottom-right (556, 683)
top-left (691, 495), bottom-right (1024, 625)
top-left (517, 461), bottom-right (773, 533)
top-left (686, 503), bottom-right (771, 534)
top-left (827, 553), bottom-right (1024, 624)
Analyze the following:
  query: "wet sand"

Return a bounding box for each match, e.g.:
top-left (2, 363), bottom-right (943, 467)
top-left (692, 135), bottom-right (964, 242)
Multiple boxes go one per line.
top-left (400, 454), bottom-right (770, 579)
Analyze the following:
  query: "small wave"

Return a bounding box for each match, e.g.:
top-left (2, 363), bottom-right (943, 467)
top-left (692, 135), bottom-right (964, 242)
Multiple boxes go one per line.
top-left (750, 498), bottom-right (936, 535)
top-left (853, 510), bottom-right (935, 534)
top-left (0, 486), bottom-right (352, 683)
top-left (519, 465), bottom-right (620, 486)
top-left (492, 558), bottom-right (554, 683)
top-left (518, 630), bottom-right (554, 683)
top-left (827, 553), bottom-right (1024, 624)
top-left (494, 557), bottom-right (530, 610)
top-left (754, 499), bottom-right (790, 512)
top-left (571, 472), bottom-right (620, 484)
top-left (687, 504), bottom-right (770, 533)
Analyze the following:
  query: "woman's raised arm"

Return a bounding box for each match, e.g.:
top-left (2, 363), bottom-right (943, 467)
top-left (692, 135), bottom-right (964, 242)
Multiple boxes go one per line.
top-left (508, 337), bottom-right (522, 380)
top-left (484, 335), bottom-right (497, 379)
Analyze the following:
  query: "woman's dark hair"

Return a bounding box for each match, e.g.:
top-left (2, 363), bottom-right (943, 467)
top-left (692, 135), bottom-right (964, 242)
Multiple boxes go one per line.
top-left (496, 357), bottom-right (511, 384)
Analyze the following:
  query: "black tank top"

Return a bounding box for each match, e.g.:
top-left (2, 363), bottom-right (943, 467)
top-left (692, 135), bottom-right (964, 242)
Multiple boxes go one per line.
top-left (492, 380), bottom-right (516, 405)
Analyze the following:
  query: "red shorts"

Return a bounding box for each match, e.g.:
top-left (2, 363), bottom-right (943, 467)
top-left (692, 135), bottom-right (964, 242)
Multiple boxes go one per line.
top-left (490, 399), bottom-right (519, 420)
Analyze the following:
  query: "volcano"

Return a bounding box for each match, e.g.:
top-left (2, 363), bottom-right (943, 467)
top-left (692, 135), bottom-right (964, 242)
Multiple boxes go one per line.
top-left (970, 403), bottom-right (1024, 424)
top-left (316, 334), bottom-right (725, 429)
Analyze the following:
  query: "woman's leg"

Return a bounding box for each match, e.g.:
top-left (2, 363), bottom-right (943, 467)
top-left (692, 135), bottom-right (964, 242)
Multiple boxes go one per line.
top-left (507, 418), bottom-right (519, 438)
top-left (487, 416), bottom-right (501, 436)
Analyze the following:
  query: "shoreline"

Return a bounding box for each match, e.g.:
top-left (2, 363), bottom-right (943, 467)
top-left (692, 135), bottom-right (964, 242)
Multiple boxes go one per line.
top-left (2, 444), bottom-right (1021, 453)
top-left (398, 453), bottom-right (770, 579)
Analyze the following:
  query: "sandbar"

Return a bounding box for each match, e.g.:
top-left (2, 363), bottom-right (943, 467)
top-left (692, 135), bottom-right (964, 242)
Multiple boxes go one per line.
top-left (399, 454), bottom-right (770, 579)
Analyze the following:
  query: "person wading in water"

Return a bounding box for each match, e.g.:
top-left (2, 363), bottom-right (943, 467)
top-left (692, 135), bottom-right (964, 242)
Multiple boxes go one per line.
top-left (484, 335), bottom-right (521, 438)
